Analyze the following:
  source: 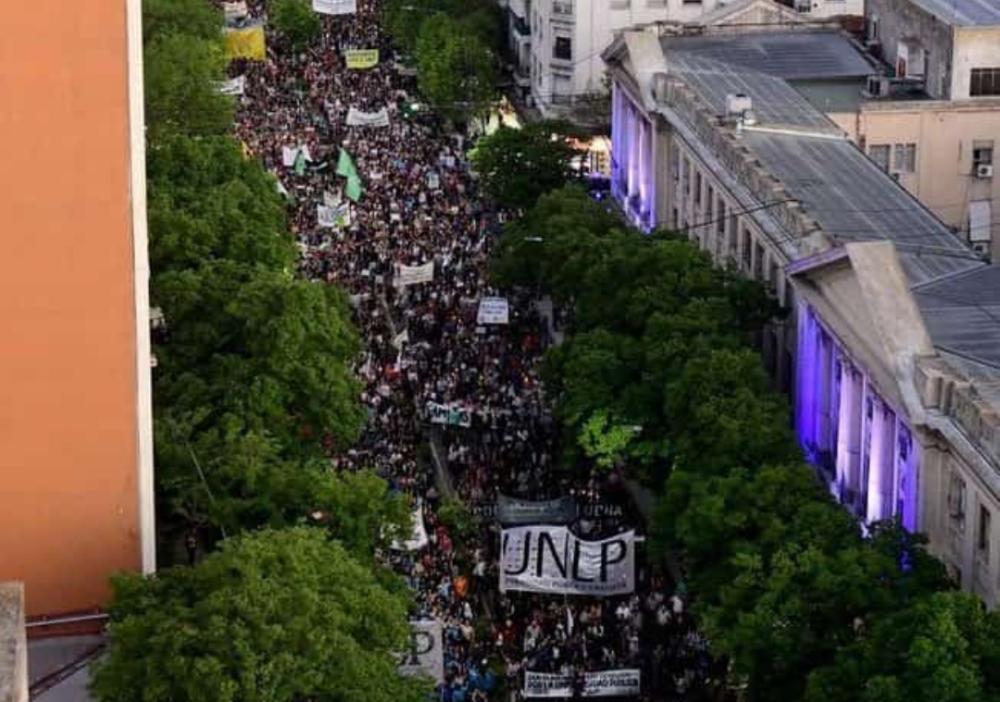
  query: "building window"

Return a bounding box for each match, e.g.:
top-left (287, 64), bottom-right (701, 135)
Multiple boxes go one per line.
top-left (893, 143), bottom-right (917, 173)
top-left (970, 68), bottom-right (1000, 97)
top-left (948, 471), bottom-right (967, 533)
top-left (869, 144), bottom-right (890, 172)
top-left (978, 504), bottom-right (991, 558)
top-left (973, 141), bottom-right (994, 171)
top-left (683, 0), bottom-right (703, 4)
top-left (694, 172), bottom-right (702, 205)
top-left (553, 37), bottom-right (572, 61)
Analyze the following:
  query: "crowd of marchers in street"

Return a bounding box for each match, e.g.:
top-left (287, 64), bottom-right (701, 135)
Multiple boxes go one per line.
top-left (228, 1), bottom-right (717, 699)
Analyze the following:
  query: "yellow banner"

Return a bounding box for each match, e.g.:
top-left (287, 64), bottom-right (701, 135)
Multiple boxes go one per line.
top-left (224, 25), bottom-right (266, 61)
top-left (344, 49), bottom-right (379, 70)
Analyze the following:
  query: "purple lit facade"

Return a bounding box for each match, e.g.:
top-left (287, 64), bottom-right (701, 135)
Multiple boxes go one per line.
top-left (795, 304), bottom-right (919, 531)
top-left (610, 82), bottom-right (657, 231)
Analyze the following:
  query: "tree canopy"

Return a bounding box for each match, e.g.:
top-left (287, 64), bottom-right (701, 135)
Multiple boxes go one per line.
top-left (414, 13), bottom-right (496, 123)
top-left (90, 528), bottom-right (429, 702)
top-left (144, 32), bottom-right (233, 139)
top-left (270, 0), bottom-right (321, 49)
top-left (470, 122), bottom-right (581, 210)
top-left (147, 135), bottom-right (296, 274)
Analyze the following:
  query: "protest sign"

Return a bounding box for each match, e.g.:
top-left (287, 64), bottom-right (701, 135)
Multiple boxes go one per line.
top-left (395, 262), bottom-right (434, 287)
top-left (346, 107), bottom-right (390, 128)
top-left (282, 145), bottom-right (312, 167)
top-left (477, 297), bottom-right (509, 325)
top-left (312, 0), bottom-right (356, 14)
top-left (427, 402), bottom-right (472, 428)
top-left (398, 620), bottom-right (444, 682)
top-left (224, 25), bottom-right (265, 60)
top-left (217, 75), bottom-right (246, 96)
top-left (344, 48), bottom-right (380, 69)
top-left (500, 527), bottom-right (635, 596)
top-left (497, 495), bottom-right (577, 526)
top-left (523, 670), bottom-right (640, 698)
top-left (317, 203), bottom-right (350, 228)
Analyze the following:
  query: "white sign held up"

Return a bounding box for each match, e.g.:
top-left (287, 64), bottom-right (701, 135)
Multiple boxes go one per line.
top-left (477, 297), bottom-right (509, 325)
top-left (398, 620), bottom-right (444, 683)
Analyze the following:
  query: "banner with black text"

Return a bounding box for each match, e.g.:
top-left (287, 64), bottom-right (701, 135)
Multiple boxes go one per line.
top-left (523, 670), bottom-right (640, 698)
top-left (500, 526), bottom-right (635, 596)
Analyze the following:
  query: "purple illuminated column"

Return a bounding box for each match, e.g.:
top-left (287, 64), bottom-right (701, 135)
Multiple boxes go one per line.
top-left (835, 360), bottom-right (862, 507)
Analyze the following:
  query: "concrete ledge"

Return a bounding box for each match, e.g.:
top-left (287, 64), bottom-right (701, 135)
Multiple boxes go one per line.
top-left (0, 582), bottom-right (27, 702)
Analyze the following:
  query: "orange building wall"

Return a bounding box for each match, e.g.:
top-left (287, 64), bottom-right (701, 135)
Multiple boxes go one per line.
top-left (0, 1), bottom-right (144, 616)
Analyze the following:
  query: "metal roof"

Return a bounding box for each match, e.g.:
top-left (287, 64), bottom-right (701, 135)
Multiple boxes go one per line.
top-left (652, 29), bottom-right (1000, 374)
top-left (740, 131), bottom-right (985, 285)
top-left (663, 31), bottom-right (875, 80)
top-left (908, 0), bottom-right (1000, 26)
top-left (664, 52), bottom-right (839, 131)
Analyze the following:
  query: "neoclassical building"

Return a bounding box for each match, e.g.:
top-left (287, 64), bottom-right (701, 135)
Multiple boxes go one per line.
top-left (604, 4), bottom-right (1000, 604)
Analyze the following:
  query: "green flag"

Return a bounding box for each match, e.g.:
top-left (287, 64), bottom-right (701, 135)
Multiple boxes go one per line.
top-left (337, 148), bottom-right (363, 201)
top-left (336, 148), bottom-right (357, 178)
top-left (345, 175), bottom-right (363, 202)
top-left (293, 149), bottom-right (307, 176)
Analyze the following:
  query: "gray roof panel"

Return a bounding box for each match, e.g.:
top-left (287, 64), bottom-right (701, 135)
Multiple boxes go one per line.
top-left (663, 31), bottom-right (875, 80)
top-left (664, 52), bottom-right (839, 130)
top-left (908, 0), bottom-right (1000, 26)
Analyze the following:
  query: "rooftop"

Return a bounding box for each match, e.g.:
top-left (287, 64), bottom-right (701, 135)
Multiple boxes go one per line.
top-left (662, 31), bottom-right (875, 81)
top-left (613, 28), bottom-right (1000, 373)
top-left (907, 0), bottom-right (1000, 26)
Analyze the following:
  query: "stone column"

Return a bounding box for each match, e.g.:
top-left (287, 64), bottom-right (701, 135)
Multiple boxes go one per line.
top-left (0, 582), bottom-right (27, 702)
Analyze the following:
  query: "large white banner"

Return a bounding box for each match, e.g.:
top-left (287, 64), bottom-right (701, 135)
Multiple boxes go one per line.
top-left (398, 620), bottom-right (444, 683)
top-left (312, 0), bottom-right (356, 14)
top-left (500, 527), bottom-right (635, 596)
top-left (395, 262), bottom-right (434, 287)
top-left (477, 297), bottom-right (509, 325)
top-left (346, 107), bottom-right (390, 128)
top-left (524, 670), bottom-right (640, 698)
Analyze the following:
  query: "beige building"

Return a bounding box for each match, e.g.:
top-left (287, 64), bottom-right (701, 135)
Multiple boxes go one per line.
top-left (828, 100), bottom-right (1000, 259)
top-left (606, 14), bottom-right (1000, 605)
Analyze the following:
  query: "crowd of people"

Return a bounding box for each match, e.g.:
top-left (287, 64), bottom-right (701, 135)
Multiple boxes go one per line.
top-left (226, 1), bottom-right (716, 698)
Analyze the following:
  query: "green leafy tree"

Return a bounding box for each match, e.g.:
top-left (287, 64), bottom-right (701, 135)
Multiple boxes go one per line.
top-left (415, 14), bottom-right (496, 123)
top-left (270, 0), bottom-right (320, 48)
top-left (153, 260), bottom-right (364, 453)
top-left (805, 591), bottom-right (1000, 702)
top-left (147, 135), bottom-right (296, 274)
top-left (143, 0), bottom-right (222, 43)
top-left (384, 0), bottom-right (502, 54)
top-left (90, 528), bottom-right (430, 702)
top-left (145, 33), bottom-right (233, 138)
top-left (470, 122), bottom-right (580, 210)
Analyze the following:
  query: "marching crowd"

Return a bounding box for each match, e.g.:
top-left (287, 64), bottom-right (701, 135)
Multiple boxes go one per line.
top-left (227, 1), bottom-right (716, 698)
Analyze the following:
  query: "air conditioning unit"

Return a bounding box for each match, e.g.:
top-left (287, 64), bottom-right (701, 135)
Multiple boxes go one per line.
top-left (865, 74), bottom-right (890, 97)
top-left (725, 93), bottom-right (752, 117)
top-left (795, 0), bottom-right (812, 11)
top-left (975, 164), bottom-right (994, 179)
top-left (972, 241), bottom-right (990, 256)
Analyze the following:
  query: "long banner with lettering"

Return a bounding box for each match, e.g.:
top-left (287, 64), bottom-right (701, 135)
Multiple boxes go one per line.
top-left (312, 0), bottom-right (356, 15)
top-left (523, 670), bottom-right (640, 698)
top-left (500, 526), bottom-right (635, 596)
top-left (497, 495), bottom-right (577, 525)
